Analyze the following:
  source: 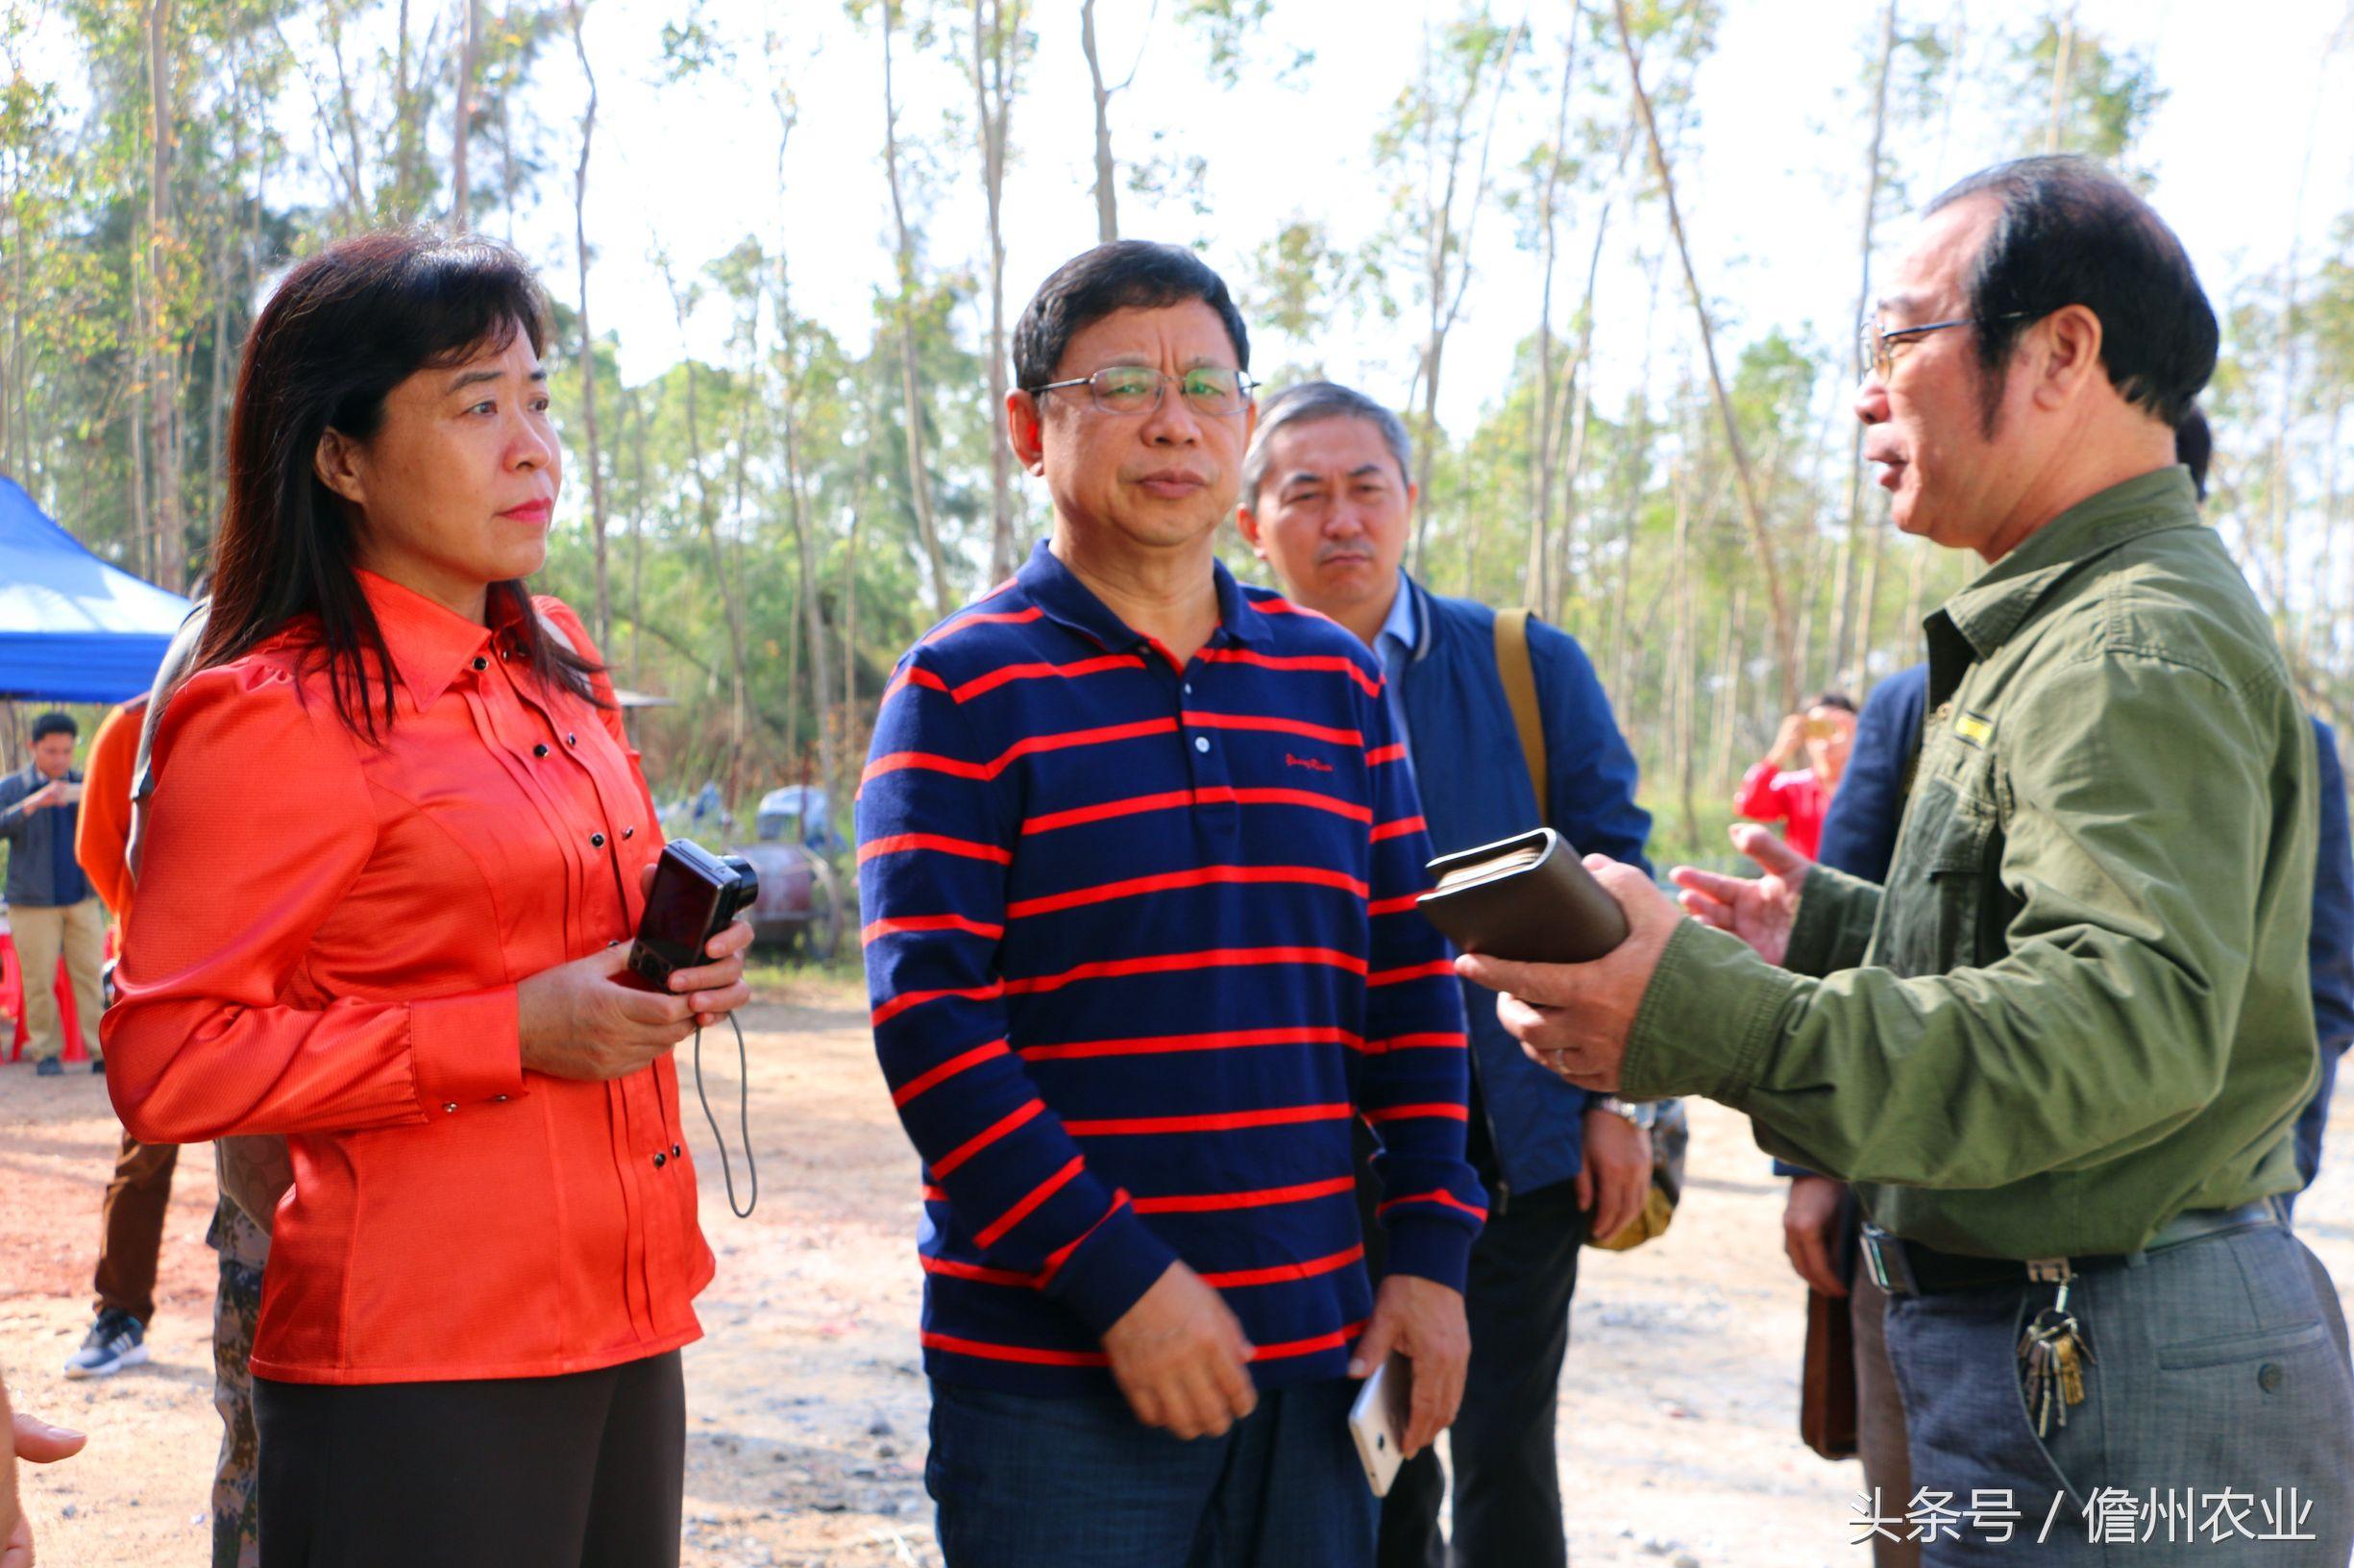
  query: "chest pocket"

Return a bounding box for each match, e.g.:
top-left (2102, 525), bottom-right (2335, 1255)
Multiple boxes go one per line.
top-left (1876, 728), bottom-right (2007, 979)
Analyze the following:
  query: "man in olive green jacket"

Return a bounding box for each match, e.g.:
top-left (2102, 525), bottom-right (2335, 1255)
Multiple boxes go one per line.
top-left (1466, 157), bottom-right (2352, 1565)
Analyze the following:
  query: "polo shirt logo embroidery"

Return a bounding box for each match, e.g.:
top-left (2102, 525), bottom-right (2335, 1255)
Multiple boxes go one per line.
top-left (1286, 751), bottom-right (1335, 773)
top-left (1954, 711), bottom-right (1995, 747)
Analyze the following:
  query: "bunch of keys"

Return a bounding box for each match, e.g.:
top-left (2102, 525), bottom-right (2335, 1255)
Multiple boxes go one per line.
top-left (2019, 1264), bottom-right (2096, 1438)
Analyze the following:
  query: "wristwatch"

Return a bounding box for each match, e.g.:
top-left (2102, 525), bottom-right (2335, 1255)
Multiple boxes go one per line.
top-left (1596, 1096), bottom-right (1660, 1130)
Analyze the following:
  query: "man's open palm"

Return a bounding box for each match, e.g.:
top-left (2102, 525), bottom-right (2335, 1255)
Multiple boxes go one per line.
top-left (1667, 823), bottom-right (1810, 967)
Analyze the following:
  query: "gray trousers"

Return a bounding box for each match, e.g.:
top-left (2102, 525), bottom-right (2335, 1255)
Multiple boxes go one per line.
top-left (1881, 1221), bottom-right (2352, 1565)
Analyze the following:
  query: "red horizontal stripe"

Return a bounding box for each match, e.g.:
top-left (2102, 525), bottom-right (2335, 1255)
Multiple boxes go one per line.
top-left (871, 981), bottom-right (1005, 1027)
top-left (921, 604), bottom-right (1044, 645)
top-left (1002, 945), bottom-right (1368, 997)
top-left (1131, 1175), bottom-right (1357, 1214)
top-left (892, 1040), bottom-right (1013, 1109)
top-left (1251, 1319), bottom-right (1367, 1362)
top-left (1021, 1026), bottom-right (1362, 1063)
top-left (858, 832), bottom-right (1013, 866)
top-left (1247, 594), bottom-right (1322, 619)
top-left (1226, 787), bottom-right (1372, 822)
top-left (1367, 1032), bottom-right (1469, 1053)
top-left (1199, 1245), bottom-right (1365, 1289)
top-left (953, 652), bottom-right (1147, 702)
top-left (1065, 1103), bottom-right (1352, 1137)
top-left (1377, 1188), bottom-right (1490, 1222)
top-left (1022, 789), bottom-right (1196, 834)
top-left (882, 664), bottom-right (951, 702)
top-left (978, 1155), bottom-right (1087, 1248)
top-left (1020, 785), bottom-right (1371, 836)
top-left (1369, 959), bottom-right (1456, 987)
top-left (1362, 1102), bottom-right (1471, 1124)
top-left (1370, 815), bottom-right (1428, 843)
top-left (1040, 1191), bottom-right (1134, 1286)
top-left (1366, 894), bottom-right (1421, 917)
top-left (1183, 709), bottom-right (1363, 748)
top-left (922, 1184), bottom-right (947, 1203)
top-left (921, 1331), bottom-right (1110, 1367)
top-left (1366, 742), bottom-right (1409, 766)
top-left (920, 1253), bottom-right (1036, 1286)
top-left (862, 747), bottom-right (989, 786)
top-left (863, 718), bottom-right (1178, 788)
top-left (1006, 864), bottom-right (1369, 919)
top-left (863, 913), bottom-right (1005, 946)
top-left (929, 1099), bottom-right (1046, 1178)
top-left (1200, 646), bottom-right (1381, 698)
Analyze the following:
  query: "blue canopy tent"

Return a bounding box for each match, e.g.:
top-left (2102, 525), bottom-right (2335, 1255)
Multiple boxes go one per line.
top-left (0, 474), bottom-right (193, 703)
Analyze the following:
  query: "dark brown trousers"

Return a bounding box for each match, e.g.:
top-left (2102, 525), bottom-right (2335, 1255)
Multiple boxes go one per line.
top-left (94, 1129), bottom-right (179, 1323)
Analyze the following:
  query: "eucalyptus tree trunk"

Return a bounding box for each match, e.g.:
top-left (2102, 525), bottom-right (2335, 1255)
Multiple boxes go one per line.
top-left (1080, 0), bottom-right (1117, 240)
top-left (881, 2), bottom-right (955, 620)
top-left (568, 0), bottom-right (611, 645)
top-left (452, 0), bottom-right (479, 225)
top-left (1612, 0), bottom-right (1796, 706)
top-left (972, 0), bottom-right (1023, 582)
top-left (1827, 0), bottom-right (1898, 687)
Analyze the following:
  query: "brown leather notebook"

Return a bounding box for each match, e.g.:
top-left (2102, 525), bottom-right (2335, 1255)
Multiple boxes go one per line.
top-left (1802, 1288), bottom-right (1859, 1459)
top-left (1416, 828), bottom-right (1629, 964)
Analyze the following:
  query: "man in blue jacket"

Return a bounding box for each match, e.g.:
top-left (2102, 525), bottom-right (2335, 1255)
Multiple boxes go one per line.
top-left (1238, 380), bottom-right (1655, 1568)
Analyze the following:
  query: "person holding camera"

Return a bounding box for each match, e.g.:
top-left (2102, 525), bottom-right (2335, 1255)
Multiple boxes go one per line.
top-left (0, 710), bottom-right (104, 1075)
top-left (102, 230), bottom-right (751, 1568)
top-left (1733, 694), bottom-right (1856, 862)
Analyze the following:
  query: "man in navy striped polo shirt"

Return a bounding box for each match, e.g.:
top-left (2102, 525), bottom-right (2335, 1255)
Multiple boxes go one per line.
top-left (857, 240), bottom-right (1485, 1567)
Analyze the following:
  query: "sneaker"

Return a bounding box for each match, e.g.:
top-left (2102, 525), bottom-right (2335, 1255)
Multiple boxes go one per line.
top-left (35, 1057), bottom-right (62, 1078)
top-left (63, 1308), bottom-right (148, 1379)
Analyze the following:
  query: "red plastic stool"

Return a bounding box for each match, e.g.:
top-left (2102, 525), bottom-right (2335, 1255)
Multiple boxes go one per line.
top-left (0, 930), bottom-right (89, 1064)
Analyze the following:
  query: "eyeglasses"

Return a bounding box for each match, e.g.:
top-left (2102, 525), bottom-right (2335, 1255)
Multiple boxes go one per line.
top-left (1025, 365), bottom-right (1258, 417)
top-left (1855, 311), bottom-right (2032, 379)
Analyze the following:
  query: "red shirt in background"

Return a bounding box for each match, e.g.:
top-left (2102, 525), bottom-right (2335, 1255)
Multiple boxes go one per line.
top-left (1735, 760), bottom-right (1829, 861)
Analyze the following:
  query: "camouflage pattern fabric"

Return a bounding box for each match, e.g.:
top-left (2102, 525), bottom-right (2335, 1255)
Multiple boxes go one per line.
top-left (206, 1196), bottom-right (267, 1568)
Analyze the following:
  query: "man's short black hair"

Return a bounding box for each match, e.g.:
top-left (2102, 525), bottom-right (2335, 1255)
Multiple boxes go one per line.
top-left (31, 711), bottom-right (76, 743)
top-left (1011, 240), bottom-right (1250, 391)
top-left (2175, 406), bottom-right (2212, 501)
top-left (1927, 156), bottom-right (2216, 433)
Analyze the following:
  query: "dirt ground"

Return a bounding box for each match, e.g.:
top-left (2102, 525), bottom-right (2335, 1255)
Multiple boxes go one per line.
top-left (7, 975), bottom-right (2351, 1567)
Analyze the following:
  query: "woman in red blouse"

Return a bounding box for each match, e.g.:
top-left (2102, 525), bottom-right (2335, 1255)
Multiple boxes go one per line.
top-left (1732, 691), bottom-right (1857, 862)
top-left (103, 232), bottom-right (752, 1568)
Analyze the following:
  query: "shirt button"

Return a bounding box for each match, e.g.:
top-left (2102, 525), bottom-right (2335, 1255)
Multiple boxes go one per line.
top-left (471, 656), bottom-right (487, 672)
top-left (591, 832), bottom-right (607, 848)
top-left (493, 1095), bottom-right (508, 1104)
top-left (442, 1102), bottom-right (458, 1115)
top-left (566, 733), bottom-right (577, 746)
top-left (652, 1152), bottom-right (668, 1168)
top-left (533, 744), bottom-right (551, 758)
top-left (671, 1143), bottom-right (681, 1157)
top-left (623, 826), bottom-right (636, 840)
top-left (1193, 736), bottom-right (1211, 753)
top-left (1183, 682), bottom-right (1193, 695)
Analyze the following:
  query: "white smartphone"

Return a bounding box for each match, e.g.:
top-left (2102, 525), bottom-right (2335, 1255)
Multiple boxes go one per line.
top-left (1347, 1353), bottom-right (1411, 1497)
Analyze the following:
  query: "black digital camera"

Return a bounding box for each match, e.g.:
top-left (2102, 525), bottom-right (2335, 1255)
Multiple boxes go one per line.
top-left (627, 839), bottom-right (760, 989)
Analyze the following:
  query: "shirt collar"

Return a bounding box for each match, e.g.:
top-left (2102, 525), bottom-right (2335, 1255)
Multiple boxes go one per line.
top-left (1014, 538), bottom-right (1273, 653)
top-left (1376, 570), bottom-right (1417, 660)
top-left (1930, 466), bottom-right (2202, 664)
top-left (355, 570), bottom-right (515, 711)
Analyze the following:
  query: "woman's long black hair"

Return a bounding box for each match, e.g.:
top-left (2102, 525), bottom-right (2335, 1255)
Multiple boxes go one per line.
top-left (198, 228), bottom-right (602, 739)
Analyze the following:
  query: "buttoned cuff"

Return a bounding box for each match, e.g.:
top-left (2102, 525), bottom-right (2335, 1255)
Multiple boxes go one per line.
top-left (1378, 1213), bottom-right (1477, 1295)
top-left (409, 987), bottom-right (526, 1114)
top-left (1619, 919), bottom-right (1806, 1104)
top-left (1041, 1203), bottom-right (1179, 1335)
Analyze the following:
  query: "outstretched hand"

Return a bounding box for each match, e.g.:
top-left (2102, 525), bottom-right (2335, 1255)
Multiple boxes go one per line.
top-left (1666, 823), bottom-right (1811, 967)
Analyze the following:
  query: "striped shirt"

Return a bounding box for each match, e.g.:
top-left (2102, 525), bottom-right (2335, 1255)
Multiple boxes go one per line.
top-left (857, 541), bottom-right (1484, 1395)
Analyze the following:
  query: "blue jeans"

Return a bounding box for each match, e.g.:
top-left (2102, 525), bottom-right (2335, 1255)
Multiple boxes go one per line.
top-left (1881, 1221), bottom-right (2353, 1566)
top-left (926, 1378), bottom-right (1374, 1568)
